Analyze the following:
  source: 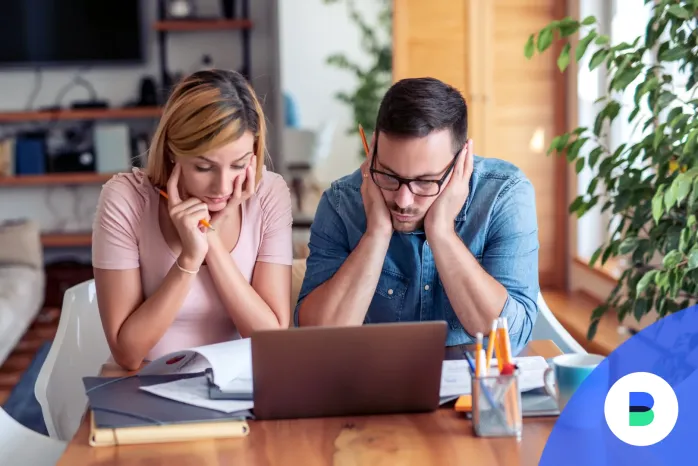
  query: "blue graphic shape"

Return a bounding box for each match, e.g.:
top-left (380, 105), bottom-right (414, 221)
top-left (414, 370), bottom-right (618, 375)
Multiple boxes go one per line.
top-left (539, 303), bottom-right (698, 466)
top-left (629, 391), bottom-right (654, 411)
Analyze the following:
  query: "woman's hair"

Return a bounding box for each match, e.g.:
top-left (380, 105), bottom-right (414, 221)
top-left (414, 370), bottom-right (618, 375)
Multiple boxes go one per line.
top-left (146, 69), bottom-right (267, 187)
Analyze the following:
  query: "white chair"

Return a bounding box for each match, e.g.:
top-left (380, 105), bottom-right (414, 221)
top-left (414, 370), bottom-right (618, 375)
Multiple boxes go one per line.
top-left (0, 407), bottom-right (65, 465)
top-left (532, 292), bottom-right (588, 354)
top-left (34, 279), bottom-right (111, 441)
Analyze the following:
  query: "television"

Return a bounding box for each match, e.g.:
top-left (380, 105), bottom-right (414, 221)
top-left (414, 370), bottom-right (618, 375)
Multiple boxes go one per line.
top-left (0, 0), bottom-right (144, 67)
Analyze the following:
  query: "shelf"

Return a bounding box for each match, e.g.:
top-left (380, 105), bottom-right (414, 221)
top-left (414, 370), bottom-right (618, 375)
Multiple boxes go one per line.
top-left (41, 233), bottom-right (92, 248)
top-left (0, 106), bottom-right (162, 123)
top-left (0, 172), bottom-right (117, 186)
top-left (153, 19), bottom-right (253, 31)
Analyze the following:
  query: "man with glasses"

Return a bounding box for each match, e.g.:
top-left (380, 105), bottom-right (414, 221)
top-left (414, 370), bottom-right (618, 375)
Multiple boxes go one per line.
top-left (294, 77), bottom-right (539, 354)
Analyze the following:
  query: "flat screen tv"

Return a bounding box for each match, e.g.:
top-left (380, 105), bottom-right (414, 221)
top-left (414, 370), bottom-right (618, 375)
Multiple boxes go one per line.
top-left (0, 0), bottom-right (144, 67)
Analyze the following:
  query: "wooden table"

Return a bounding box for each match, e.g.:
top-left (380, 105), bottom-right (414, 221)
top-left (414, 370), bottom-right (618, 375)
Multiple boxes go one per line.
top-left (58, 340), bottom-right (561, 466)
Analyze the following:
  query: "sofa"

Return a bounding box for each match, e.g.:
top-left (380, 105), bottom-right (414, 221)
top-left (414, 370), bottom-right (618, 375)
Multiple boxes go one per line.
top-left (0, 220), bottom-right (46, 366)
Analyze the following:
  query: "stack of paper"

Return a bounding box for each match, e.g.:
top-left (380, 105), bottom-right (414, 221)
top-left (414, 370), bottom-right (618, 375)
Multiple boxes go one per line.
top-left (439, 356), bottom-right (549, 403)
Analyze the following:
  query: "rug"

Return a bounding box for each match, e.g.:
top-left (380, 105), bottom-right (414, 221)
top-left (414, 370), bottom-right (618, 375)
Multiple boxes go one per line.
top-left (3, 341), bottom-right (51, 435)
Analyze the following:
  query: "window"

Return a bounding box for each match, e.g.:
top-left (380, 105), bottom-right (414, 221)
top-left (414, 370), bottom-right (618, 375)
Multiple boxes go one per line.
top-left (574, 0), bottom-right (666, 275)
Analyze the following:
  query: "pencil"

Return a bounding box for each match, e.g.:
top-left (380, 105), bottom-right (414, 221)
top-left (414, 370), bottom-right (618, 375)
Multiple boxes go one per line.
top-left (485, 320), bottom-right (497, 373)
top-left (358, 124), bottom-right (370, 157)
top-left (156, 188), bottom-right (215, 231)
top-left (475, 332), bottom-right (483, 377)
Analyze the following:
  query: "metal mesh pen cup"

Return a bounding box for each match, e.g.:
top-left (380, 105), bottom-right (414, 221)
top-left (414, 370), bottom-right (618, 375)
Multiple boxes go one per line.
top-left (471, 370), bottom-right (523, 439)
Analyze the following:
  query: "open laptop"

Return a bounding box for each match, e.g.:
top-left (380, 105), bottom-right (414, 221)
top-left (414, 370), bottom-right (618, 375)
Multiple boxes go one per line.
top-left (250, 321), bottom-right (447, 420)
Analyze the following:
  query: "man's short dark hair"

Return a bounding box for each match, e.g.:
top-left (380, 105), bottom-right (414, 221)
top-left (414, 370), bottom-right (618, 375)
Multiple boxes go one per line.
top-left (375, 77), bottom-right (468, 154)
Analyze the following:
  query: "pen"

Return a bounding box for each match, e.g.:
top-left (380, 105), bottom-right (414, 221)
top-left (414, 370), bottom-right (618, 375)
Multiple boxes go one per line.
top-left (464, 351), bottom-right (505, 420)
top-left (156, 188), bottom-right (216, 231)
top-left (475, 332), bottom-right (483, 377)
top-left (358, 124), bottom-right (370, 157)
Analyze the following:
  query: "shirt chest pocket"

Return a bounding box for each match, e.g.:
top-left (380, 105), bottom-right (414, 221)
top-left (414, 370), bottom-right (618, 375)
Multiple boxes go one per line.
top-left (365, 270), bottom-right (410, 324)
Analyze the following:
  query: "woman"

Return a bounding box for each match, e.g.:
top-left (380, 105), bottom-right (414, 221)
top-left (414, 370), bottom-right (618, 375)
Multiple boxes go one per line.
top-left (92, 69), bottom-right (293, 370)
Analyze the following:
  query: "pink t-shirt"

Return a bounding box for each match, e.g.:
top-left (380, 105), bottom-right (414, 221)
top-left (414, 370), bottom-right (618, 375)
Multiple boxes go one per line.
top-left (91, 166), bottom-right (293, 360)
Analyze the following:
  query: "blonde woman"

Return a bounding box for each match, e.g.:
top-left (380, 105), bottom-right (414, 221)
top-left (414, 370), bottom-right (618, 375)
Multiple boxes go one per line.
top-left (92, 70), bottom-right (293, 370)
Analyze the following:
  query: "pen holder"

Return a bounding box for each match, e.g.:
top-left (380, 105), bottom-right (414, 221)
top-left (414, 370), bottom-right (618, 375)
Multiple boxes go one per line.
top-left (471, 370), bottom-right (522, 440)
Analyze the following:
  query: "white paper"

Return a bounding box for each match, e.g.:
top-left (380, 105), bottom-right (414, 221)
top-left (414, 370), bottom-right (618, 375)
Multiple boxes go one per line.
top-left (140, 376), bottom-right (254, 414)
top-left (439, 356), bottom-right (549, 398)
top-left (139, 338), bottom-right (252, 388)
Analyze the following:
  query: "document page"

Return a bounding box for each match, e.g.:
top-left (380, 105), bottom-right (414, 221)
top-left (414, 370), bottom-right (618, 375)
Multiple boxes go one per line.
top-left (440, 356), bottom-right (549, 398)
top-left (140, 375), bottom-right (254, 415)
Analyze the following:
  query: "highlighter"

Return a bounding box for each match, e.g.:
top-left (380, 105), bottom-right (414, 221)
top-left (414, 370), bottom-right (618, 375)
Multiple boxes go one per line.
top-left (496, 317), bottom-right (513, 369)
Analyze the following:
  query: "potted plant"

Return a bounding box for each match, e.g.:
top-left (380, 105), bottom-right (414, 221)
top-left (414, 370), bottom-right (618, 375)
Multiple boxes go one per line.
top-left (525, 2), bottom-right (698, 339)
top-left (322, 0), bottom-right (392, 155)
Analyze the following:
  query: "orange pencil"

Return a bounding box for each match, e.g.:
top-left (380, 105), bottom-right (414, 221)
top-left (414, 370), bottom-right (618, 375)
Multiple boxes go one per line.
top-left (157, 188), bottom-right (215, 231)
top-left (358, 124), bottom-right (370, 157)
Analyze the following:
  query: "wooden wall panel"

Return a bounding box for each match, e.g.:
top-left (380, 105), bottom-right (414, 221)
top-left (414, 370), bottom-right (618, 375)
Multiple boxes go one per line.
top-left (392, 0), bottom-right (567, 289)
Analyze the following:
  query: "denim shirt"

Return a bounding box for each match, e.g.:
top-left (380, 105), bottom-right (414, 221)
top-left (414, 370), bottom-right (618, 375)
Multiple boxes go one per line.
top-left (294, 156), bottom-right (540, 355)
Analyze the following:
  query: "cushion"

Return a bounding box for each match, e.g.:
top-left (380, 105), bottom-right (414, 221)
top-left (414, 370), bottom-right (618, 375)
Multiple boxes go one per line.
top-left (0, 219), bottom-right (42, 269)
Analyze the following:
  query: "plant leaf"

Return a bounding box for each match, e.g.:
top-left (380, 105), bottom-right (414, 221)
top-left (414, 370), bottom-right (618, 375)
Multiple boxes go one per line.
top-left (589, 49), bottom-right (608, 70)
top-left (524, 34), bottom-right (535, 59)
top-left (667, 5), bottom-right (690, 19)
top-left (662, 250), bottom-right (683, 268)
top-left (575, 30), bottom-right (597, 61)
top-left (688, 248), bottom-right (698, 270)
top-left (636, 270), bottom-right (658, 294)
top-left (652, 187), bottom-right (665, 223)
top-left (537, 27), bottom-right (554, 52)
top-left (581, 15), bottom-right (596, 26)
top-left (557, 42), bottom-right (571, 72)
top-left (575, 157), bottom-right (585, 174)
top-left (619, 237), bottom-right (639, 254)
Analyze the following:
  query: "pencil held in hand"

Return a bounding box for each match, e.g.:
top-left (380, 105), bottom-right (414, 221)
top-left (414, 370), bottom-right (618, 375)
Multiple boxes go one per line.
top-left (358, 124), bottom-right (370, 157)
top-left (157, 188), bottom-right (215, 231)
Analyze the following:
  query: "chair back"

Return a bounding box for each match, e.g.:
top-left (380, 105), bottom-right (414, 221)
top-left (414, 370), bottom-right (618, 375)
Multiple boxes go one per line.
top-left (532, 292), bottom-right (587, 354)
top-left (0, 407), bottom-right (65, 464)
top-left (34, 279), bottom-right (110, 441)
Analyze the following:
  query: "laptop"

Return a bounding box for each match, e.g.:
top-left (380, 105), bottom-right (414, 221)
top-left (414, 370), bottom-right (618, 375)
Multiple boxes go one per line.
top-left (251, 321), bottom-right (448, 420)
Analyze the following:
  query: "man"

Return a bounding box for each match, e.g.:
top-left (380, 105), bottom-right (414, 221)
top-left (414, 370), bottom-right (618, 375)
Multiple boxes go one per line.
top-left (294, 77), bottom-right (540, 354)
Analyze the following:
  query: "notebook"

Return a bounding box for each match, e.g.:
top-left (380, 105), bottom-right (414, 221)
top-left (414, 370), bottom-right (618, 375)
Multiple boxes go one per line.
top-left (454, 388), bottom-right (560, 418)
top-left (83, 373), bottom-right (250, 446)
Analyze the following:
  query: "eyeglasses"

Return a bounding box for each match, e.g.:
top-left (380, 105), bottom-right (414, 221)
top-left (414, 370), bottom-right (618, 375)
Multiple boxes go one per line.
top-left (369, 140), bottom-right (459, 197)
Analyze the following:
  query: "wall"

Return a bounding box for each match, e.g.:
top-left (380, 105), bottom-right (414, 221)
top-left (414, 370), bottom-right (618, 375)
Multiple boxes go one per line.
top-left (278, 0), bottom-right (384, 186)
top-left (0, 0), bottom-right (281, 263)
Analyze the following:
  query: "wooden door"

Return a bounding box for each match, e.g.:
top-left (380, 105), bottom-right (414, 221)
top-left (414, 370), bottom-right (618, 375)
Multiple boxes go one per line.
top-left (393, 0), bottom-right (567, 289)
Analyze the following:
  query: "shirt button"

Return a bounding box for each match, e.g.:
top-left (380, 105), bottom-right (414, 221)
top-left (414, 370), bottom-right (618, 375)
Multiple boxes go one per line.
top-left (388, 289), bottom-right (394, 295)
top-left (424, 285), bottom-right (430, 291)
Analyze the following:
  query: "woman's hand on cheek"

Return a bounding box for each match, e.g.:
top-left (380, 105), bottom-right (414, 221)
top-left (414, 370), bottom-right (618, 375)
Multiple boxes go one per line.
top-left (210, 155), bottom-right (257, 226)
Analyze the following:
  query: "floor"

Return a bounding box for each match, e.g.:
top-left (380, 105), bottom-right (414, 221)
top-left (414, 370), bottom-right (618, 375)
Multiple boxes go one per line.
top-left (0, 291), bottom-right (625, 404)
top-left (0, 307), bottom-right (60, 405)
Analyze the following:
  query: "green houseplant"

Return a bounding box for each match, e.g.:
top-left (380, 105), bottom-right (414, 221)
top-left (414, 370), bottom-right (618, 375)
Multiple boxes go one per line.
top-left (322, 0), bottom-right (392, 151)
top-left (525, 1), bottom-right (698, 339)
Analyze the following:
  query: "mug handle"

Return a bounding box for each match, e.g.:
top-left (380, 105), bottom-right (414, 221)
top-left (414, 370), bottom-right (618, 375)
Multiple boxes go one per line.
top-left (543, 367), bottom-right (557, 400)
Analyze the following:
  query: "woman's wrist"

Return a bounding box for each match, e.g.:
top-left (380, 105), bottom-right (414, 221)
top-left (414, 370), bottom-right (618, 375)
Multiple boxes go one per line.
top-left (176, 253), bottom-right (203, 273)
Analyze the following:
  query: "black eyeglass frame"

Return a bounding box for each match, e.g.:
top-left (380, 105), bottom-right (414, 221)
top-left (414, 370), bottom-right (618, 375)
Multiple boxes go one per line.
top-left (369, 138), bottom-right (460, 197)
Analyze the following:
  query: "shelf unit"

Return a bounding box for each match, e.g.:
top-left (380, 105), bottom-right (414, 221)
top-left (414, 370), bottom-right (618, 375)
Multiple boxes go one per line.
top-left (153, 19), bottom-right (253, 32)
top-left (0, 172), bottom-right (116, 186)
top-left (1, 4), bottom-right (255, 249)
top-left (41, 233), bottom-right (92, 248)
top-left (155, 0), bottom-right (253, 92)
top-left (0, 106), bottom-right (162, 124)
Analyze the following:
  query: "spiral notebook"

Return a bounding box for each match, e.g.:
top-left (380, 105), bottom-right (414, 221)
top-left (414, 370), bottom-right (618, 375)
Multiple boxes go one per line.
top-left (82, 373), bottom-right (250, 447)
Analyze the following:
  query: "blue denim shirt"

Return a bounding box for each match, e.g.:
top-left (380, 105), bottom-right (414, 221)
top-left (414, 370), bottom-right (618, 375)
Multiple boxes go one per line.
top-left (294, 156), bottom-right (540, 355)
